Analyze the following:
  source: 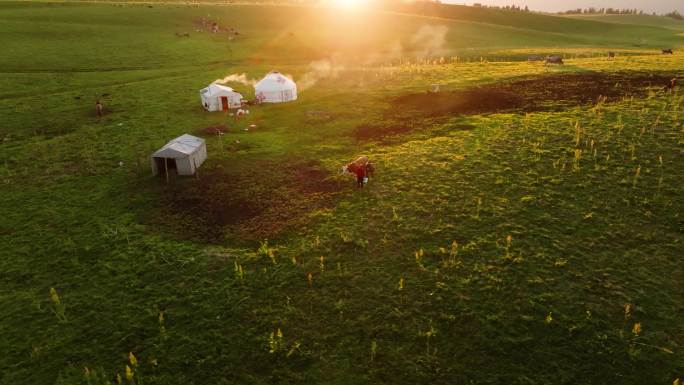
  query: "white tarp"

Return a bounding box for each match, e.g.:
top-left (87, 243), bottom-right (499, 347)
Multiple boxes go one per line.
top-left (200, 84), bottom-right (243, 111)
top-left (254, 71), bottom-right (297, 103)
top-left (151, 134), bottom-right (207, 176)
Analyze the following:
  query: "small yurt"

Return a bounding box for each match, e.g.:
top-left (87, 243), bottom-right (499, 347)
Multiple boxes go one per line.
top-left (254, 71), bottom-right (297, 103)
top-left (151, 134), bottom-right (207, 176)
top-left (200, 84), bottom-right (243, 111)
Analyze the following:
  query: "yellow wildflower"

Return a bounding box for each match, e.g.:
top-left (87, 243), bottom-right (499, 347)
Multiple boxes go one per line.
top-left (129, 351), bottom-right (137, 367)
top-left (49, 288), bottom-right (60, 304)
top-left (125, 365), bottom-right (133, 381)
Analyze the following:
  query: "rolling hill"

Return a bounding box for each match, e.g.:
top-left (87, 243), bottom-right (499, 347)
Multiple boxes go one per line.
top-left (1, 2), bottom-right (683, 385)
top-left (564, 13), bottom-right (684, 31)
top-left (1, 1), bottom-right (683, 75)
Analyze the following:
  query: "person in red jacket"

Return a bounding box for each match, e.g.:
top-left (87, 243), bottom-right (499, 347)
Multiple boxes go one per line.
top-left (354, 165), bottom-right (366, 188)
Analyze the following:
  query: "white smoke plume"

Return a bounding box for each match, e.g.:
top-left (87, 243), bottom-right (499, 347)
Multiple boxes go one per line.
top-left (361, 25), bottom-right (449, 66)
top-left (410, 25), bottom-right (448, 58)
top-left (364, 40), bottom-right (404, 65)
top-left (213, 73), bottom-right (256, 86)
top-left (298, 60), bottom-right (346, 91)
top-left (291, 24), bottom-right (449, 91)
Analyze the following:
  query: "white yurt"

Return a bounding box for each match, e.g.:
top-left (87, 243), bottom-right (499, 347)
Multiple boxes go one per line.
top-left (254, 71), bottom-right (297, 103)
top-left (151, 134), bottom-right (207, 176)
top-left (200, 84), bottom-right (243, 111)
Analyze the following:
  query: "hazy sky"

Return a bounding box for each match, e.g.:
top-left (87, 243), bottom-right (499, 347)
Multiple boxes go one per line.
top-left (456, 1), bottom-right (684, 14)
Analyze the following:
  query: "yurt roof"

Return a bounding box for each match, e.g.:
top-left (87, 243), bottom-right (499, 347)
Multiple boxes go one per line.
top-left (153, 134), bottom-right (205, 158)
top-left (201, 83), bottom-right (241, 97)
top-left (254, 71), bottom-right (296, 91)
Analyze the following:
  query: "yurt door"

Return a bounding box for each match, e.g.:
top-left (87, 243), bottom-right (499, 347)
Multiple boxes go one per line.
top-left (220, 96), bottom-right (228, 111)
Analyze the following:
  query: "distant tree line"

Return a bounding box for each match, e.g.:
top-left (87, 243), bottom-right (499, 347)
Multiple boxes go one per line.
top-left (472, 3), bottom-right (530, 12)
top-left (559, 7), bottom-right (683, 20)
top-left (664, 10), bottom-right (683, 20)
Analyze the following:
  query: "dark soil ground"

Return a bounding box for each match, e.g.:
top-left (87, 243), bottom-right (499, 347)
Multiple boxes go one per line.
top-left (199, 125), bottom-right (227, 135)
top-left (392, 71), bottom-right (681, 117)
top-left (149, 159), bottom-right (342, 243)
top-left (353, 71), bottom-right (681, 142)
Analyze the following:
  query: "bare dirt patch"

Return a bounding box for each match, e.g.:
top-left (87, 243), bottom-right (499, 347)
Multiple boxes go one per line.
top-left (149, 159), bottom-right (341, 244)
top-left (392, 71), bottom-right (681, 117)
top-left (349, 71), bottom-right (681, 142)
top-left (199, 125), bottom-right (227, 135)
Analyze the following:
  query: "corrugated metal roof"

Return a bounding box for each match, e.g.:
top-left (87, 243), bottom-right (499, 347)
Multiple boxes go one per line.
top-left (152, 134), bottom-right (205, 158)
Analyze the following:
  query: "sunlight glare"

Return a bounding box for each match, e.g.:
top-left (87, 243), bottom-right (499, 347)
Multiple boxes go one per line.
top-left (329, 0), bottom-right (366, 10)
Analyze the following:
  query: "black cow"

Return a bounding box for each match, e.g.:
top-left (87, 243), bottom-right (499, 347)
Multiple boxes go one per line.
top-left (662, 49), bottom-right (674, 54)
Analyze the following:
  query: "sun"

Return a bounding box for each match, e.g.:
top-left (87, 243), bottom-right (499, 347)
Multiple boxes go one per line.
top-left (328, 0), bottom-right (365, 10)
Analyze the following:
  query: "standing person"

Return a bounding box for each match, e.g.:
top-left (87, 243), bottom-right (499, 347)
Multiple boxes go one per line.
top-left (354, 165), bottom-right (366, 188)
top-left (95, 100), bottom-right (103, 117)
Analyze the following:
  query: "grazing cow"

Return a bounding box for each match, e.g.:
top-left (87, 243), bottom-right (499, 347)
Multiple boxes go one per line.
top-left (608, 51), bottom-right (615, 59)
top-left (662, 49), bottom-right (674, 54)
top-left (663, 77), bottom-right (678, 91)
top-left (545, 55), bottom-right (564, 65)
top-left (341, 156), bottom-right (374, 181)
top-left (341, 156), bottom-right (369, 175)
top-left (527, 55), bottom-right (544, 62)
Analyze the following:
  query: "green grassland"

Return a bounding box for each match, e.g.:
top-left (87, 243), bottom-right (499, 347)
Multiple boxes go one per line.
top-left (564, 13), bottom-right (684, 31)
top-left (1, 2), bottom-right (683, 385)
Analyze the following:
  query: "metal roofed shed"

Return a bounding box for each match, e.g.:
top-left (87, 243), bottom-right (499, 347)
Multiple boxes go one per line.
top-left (151, 134), bottom-right (207, 177)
